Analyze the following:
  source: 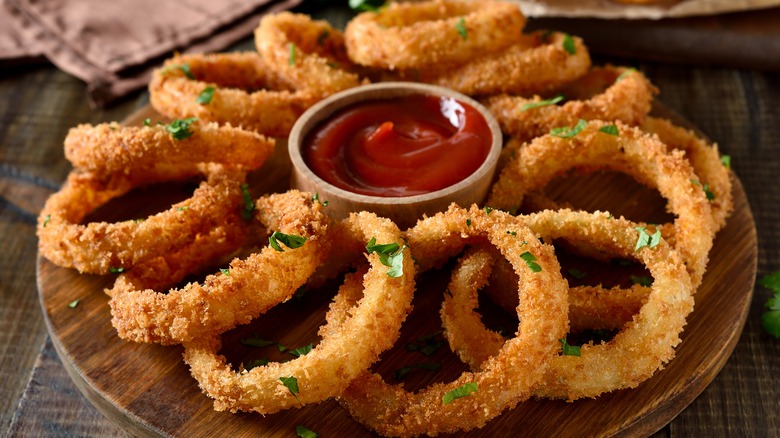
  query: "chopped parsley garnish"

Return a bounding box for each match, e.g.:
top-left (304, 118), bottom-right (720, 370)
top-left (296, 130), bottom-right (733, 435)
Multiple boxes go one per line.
top-left (162, 63), bottom-right (195, 79)
top-left (177, 206), bottom-right (189, 211)
top-left (466, 218), bottom-right (472, 227)
top-left (68, 299), bottom-right (80, 308)
top-left (455, 17), bottom-right (467, 40)
top-left (240, 183), bottom-right (255, 221)
top-left (165, 117), bottom-right (197, 140)
top-left (311, 193), bottom-right (329, 207)
top-left (280, 376), bottom-right (299, 400)
top-left (616, 67), bottom-right (637, 82)
top-left (758, 272), bottom-right (780, 338)
top-left (631, 275), bottom-right (653, 287)
top-left (721, 155), bottom-right (731, 169)
top-left (599, 124), bottom-right (619, 136)
top-left (245, 358), bottom-right (269, 370)
top-left (550, 119), bottom-right (587, 138)
top-left (289, 344), bottom-right (313, 358)
top-left (634, 226), bottom-right (662, 251)
top-left (567, 268), bottom-right (587, 280)
top-left (143, 118), bottom-right (152, 126)
top-left (109, 266), bottom-right (124, 274)
top-left (520, 251), bottom-right (542, 272)
top-left (559, 338), bottom-right (581, 356)
top-left (220, 268), bottom-right (230, 276)
top-left (394, 362), bottom-right (440, 381)
top-left (442, 382), bottom-right (478, 404)
top-left (196, 86), bottom-right (215, 105)
top-left (366, 237), bottom-right (406, 278)
top-left (562, 34), bottom-right (576, 55)
top-left (507, 230), bottom-right (517, 237)
top-left (269, 231), bottom-right (308, 252)
top-left (482, 206), bottom-right (494, 215)
top-left (520, 94), bottom-right (565, 111)
top-left (289, 43), bottom-right (296, 66)
top-left (295, 425), bottom-right (318, 438)
top-left (406, 331), bottom-right (444, 357)
top-left (316, 29), bottom-right (330, 46)
top-left (349, 0), bottom-right (385, 12)
top-left (277, 343), bottom-right (288, 353)
top-left (240, 335), bottom-right (277, 348)
top-left (691, 179), bottom-right (715, 201)
top-left (42, 214), bottom-right (50, 227)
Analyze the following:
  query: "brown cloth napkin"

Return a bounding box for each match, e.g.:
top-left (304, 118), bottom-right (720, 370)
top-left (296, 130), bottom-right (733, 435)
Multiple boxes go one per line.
top-left (1, 0), bottom-right (302, 107)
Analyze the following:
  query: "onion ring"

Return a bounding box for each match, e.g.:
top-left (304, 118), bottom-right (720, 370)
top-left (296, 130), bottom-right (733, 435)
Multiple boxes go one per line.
top-left (483, 65), bottom-right (657, 142)
top-left (440, 210), bottom-right (695, 401)
top-left (148, 52), bottom-right (319, 138)
top-left (37, 164), bottom-right (247, 275)
top-left (182, 211), bottom-right (415, 413)
top-left (254, 12), bottom-right (362, 99)
top-left (108, 190), bottom-right (330, 345)
top-left (488, 120), bottom-right (714, 287)
top-left (338, 204), bottom-right (569, 436)
top-left (344, 0), bottom-right (526, 70)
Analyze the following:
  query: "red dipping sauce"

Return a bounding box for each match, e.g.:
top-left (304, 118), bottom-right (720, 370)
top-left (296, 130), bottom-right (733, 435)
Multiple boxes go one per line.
top-left (302, 94), bottom-right (493, 197)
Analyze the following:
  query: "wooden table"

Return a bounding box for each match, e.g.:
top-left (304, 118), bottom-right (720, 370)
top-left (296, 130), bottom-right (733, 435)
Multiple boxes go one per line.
top-left (2, 3), bottom-right (779, 437)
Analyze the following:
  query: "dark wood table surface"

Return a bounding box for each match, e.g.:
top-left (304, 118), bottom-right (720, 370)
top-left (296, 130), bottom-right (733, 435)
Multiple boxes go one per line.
top-left (2, 3), bottom-right (779, 437)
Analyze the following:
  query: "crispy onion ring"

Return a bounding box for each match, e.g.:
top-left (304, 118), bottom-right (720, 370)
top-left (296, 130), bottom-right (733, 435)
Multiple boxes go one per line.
top-left (338, 204), bottom-right (569, 436)
top-left (254, 12), bottom-right (362, 99)
top-left (488, 120), bottom-right (714, 287)
top-left (64, 119), bottom-right (275, 178)
top-left (483, 66), bottom-right (657, 142)
top-left (420, 31), bottom-right (591, 97)
top-left (441, 210), bottom-right (695, 401)
top-left (107, 190), bottom-right (330, 345)
top-left (182, 211), bottom-right (415, 413)
top-left (344, 0), bottom-right (525, 70)
top-left (37, 164), bottom-right (246, 275)
top-left (149, 52), bottom-right (318, 138)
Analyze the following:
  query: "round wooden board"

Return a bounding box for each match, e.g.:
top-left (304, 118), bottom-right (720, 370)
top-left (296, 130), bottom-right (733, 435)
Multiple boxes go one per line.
top-left (37, 104), bottom-right (757, 437)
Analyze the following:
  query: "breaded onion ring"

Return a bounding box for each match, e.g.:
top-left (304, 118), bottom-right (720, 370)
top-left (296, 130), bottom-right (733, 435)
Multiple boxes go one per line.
top-left (64, 119), bottom-right (275, 178)
top-left (107, 190), bottom-right (330, 345)
top-left (488, 120), bottom-right (714, 287)
top-left (441, 210), bottom-right (695, 401)
top-left (254, 12), bottom-right (362, 99)
top-left (37, 164), bottom-right (246, 275)
top-left (421, 31), bottom-right (591, 97)
top-left (483, 66), bottom-right (657, 141)
top-left (338, 204), bottom-right (569, 436)
top-left (344, 0), bottom-right (525, 70)
top-left (149, 52), bottom-right (318, 137)
top-left (182, 211), bottom-right (415, 414)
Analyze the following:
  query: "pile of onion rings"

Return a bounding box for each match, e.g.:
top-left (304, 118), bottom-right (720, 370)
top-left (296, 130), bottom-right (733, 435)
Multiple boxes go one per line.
top-left (36, 1), bottom-right (737, 436)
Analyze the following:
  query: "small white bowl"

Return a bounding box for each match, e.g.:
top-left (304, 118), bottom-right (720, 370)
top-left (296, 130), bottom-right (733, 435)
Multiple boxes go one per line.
top-left (288, 82), bottom-right (502, 229)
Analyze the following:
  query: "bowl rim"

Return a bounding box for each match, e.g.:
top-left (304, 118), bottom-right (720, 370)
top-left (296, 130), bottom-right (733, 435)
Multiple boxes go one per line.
top-left (288, 81), bottom-right (503, 205)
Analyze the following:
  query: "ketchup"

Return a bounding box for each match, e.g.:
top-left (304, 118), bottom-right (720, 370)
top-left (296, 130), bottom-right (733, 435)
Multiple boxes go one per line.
top-left (302, 94), bottom-right (492, 197)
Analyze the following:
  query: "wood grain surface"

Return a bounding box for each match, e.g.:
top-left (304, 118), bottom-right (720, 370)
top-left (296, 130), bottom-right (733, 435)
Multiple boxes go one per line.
top-left (35, 102), bottom-right (757, 437)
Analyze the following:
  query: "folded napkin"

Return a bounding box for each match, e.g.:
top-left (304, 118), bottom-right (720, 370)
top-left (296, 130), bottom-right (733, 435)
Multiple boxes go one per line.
top-left (1, 0), bottom-right (302, 107)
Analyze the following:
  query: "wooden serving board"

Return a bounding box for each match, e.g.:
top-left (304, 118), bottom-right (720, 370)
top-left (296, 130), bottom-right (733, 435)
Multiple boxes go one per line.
top-left (37, 104), bottom-right (757, 437)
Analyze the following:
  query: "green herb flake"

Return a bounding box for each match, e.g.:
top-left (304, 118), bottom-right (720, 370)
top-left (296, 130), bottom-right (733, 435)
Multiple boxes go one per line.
top-left (507, 230), bottom-right (517, 237)
top-left (520, 251), bottom-right (542, 273)
top-left (567, 268), bottom-right (587, 280)
top-left (442, 382), bottom-right (478, 404)
top-left (366, 237), bottom-right (406, 278)
top-left (289, 43), bottom-right (296, 66)
top-left (394, 362), bottom-right (440, 381)
top-left (68, 299), bottom-right (80, 308)
top-left (559, 338), bottom-right (581, 356)
top-left (240, 335), bottom-right (277, 348)
top-left (277, 343), bottom-right (288, 353)
top-left (455, 17), bottom-right (467, 40)
top-left (520, 94), bottom-right (565, 111)
top-left (196, 86), bottom-right (215, 105)
top-left (758, 272), bottom-right (780, 338)
top-left (162, 63), bottom-right (195, 79)
top-left (279, 376), bottom-right (299, 400)
top-left (289, 344), bottom-right (313, 358)
top-left (220, 268), bottom-right (230, 276)
top-left (269, 231), bottom-right (307, 252)
top-left (550, 119), bottom-right (587, 138)
top-left (599, 124), bottom-right (619, 136)
top-left (634, 226), bottom-right (662, 251)
top-left (483, 206), bottom-right (494, 215)
top-left (108, 266), bottom-right (124, 274)
top-left (721, 155), bottom-right (731, 169)
top-left (562, 34), bottom-right (576, 55)
top-left (240, 183), bottom-right (255, 221)
top-left (165, 117), bottom-right (197, 140)
top-left (143, 118), bottom-right (152, 127)
top-left (406, 331), bottom-right (444, 357)
top-left (311, 193), bottom-right (329, 207)
top-left (349, 0), bottom-right (385, 12)
top-left (316, 29), bottom-right (330, 46)
top-left (295, 425), bottom-right (318, 438)
top-left (616, 67), bottom-right (637, 82)
top-left (630, 275), bottom-right (653, 287)
top-left (466, 218), bottom-right (472, 227)
top-left (42, 214), bottom-right (51, 227)
top-left (177, 205), bottom-right (189, 212)
top-left (245, 358), bottom-right (269, 370)
top-left (691, 179), bottom-right (715, 201)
